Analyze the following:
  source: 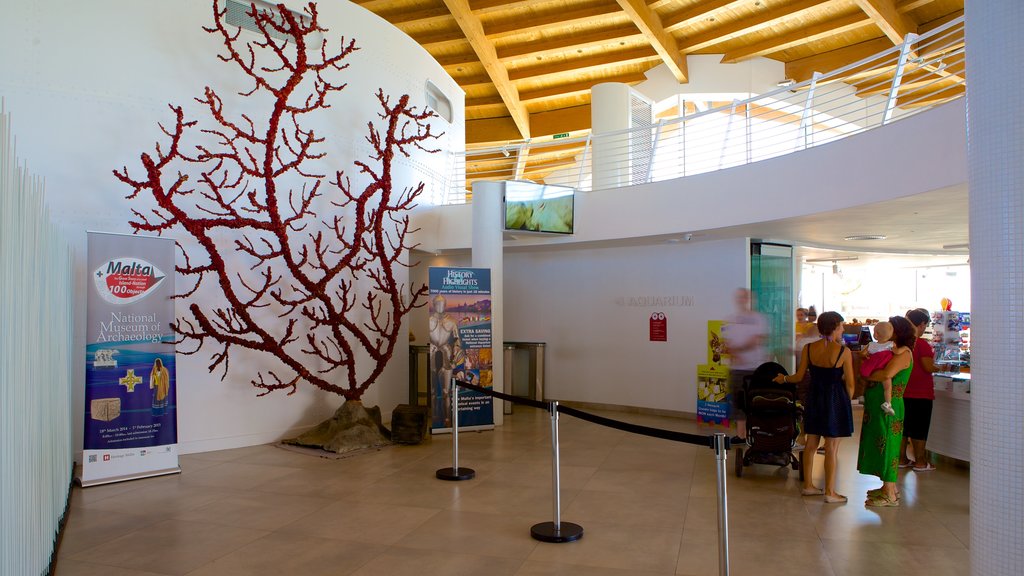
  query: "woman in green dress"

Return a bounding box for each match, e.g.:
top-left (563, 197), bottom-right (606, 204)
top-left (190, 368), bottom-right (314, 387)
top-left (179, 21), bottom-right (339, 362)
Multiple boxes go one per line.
top-left (857, 316), bottom-right (916, 507)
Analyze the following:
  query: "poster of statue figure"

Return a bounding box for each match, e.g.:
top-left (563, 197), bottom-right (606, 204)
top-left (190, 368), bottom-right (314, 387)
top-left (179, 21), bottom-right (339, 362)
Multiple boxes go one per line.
top-left (428, 267), bottom-right (494, 433)
top-left (82, 232), bottom-right (179, 486)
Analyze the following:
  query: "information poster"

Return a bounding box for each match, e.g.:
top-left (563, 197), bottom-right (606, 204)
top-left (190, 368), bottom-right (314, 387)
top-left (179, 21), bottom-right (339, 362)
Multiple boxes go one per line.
top-left (697, 320), bottom-right (730, 426)
top-left (81, 232), bottom-right (179, 486)
top-left (696, 363), bottom-right (731, 426)
top-left (428, 267), bottom-right (494, 433)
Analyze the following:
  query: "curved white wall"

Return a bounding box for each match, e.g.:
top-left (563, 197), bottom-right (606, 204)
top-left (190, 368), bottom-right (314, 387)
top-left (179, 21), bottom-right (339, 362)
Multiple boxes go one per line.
top-left (413, 99), bottom-right (966, 253)
top-left (0, 0), bottom-right (464, 454)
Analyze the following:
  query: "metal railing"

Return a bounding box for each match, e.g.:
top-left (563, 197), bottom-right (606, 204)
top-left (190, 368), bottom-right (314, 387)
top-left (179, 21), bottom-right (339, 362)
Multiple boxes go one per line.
top-left (434, 15), bottom-right (964, 204)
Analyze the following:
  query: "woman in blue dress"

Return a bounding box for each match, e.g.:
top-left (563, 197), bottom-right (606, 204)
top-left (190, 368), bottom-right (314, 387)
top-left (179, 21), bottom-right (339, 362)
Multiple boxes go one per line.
top-left (775, 311), bottom-right (855, 503)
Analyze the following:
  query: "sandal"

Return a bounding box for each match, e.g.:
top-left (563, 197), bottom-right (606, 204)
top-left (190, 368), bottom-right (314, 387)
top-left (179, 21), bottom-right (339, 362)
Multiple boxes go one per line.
top-left (866, 494), bottom-right (900, 507)
top-left (898, 461), bottom-right (913, 469)
top-left (823, 494), bottom-right (848, 504)
top-left (913, 463), bottom-right (936, 472)
top-left (866, 488), bottom-right (901, 501)
top-left (801, 487), bottom-right (824, 496)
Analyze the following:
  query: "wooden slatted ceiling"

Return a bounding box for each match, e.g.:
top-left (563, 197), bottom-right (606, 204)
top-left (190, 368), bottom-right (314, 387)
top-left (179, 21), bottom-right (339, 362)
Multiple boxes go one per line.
top-left (351, 0), bottom-right (964, 148)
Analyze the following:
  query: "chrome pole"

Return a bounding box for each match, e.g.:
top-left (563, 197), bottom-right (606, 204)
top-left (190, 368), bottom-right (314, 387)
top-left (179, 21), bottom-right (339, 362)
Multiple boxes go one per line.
top-left (551, 400), bottom-right (561, 528)
top-left (451, 376), bottom-right (459, 469)
top-left (713, 433), bottom-right (731, 576)
top-left (435, 377), bottom-right (474, 481)
top-left (530, 401), bottom-right (583, 542)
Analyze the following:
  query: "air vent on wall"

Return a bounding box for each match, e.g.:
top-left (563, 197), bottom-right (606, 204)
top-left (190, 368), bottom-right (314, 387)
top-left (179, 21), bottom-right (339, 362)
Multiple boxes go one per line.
top-left (225, 0), bottom-right (318, 43)
top-left (424, 80), bottom-right (453, 123)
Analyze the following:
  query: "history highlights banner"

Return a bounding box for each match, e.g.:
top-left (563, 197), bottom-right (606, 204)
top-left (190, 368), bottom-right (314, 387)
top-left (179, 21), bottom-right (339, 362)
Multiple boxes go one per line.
top-left (428, 267), bottom-right (494, 433)
top-left (81, 232), bottom-right (179, 486)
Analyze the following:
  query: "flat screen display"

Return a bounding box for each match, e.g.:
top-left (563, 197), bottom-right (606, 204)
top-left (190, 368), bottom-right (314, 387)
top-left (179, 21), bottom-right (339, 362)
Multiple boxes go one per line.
top-left (503, 181), bottom-right (574, 235)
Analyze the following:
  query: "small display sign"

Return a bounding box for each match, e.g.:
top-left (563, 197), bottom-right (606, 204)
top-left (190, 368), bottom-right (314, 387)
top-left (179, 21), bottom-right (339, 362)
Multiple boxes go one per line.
top-left (649, 312), bottom-right (667, 341)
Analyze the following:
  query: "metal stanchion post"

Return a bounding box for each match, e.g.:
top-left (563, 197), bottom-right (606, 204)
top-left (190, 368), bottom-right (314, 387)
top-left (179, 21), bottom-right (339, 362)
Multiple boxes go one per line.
top-left (436, 377), bottom-right (474, 481)
top-left (531, 401), bottom-right (583, 543)
top-left (713, 433), bottom-right (731, 576)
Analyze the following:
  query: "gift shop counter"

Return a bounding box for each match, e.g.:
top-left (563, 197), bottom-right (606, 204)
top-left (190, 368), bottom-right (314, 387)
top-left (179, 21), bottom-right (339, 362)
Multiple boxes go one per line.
top-left (929, 372), bottom-right (971, 463)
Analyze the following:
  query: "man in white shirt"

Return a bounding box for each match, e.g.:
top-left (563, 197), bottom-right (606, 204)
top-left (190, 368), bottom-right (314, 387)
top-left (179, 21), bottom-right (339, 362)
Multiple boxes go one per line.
top-left (723, 288), bottom-right (769, 439)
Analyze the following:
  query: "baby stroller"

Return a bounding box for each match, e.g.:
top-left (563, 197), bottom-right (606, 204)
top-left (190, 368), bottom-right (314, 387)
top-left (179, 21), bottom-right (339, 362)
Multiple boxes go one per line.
top-left (734, 361), bottom-right (803, 479)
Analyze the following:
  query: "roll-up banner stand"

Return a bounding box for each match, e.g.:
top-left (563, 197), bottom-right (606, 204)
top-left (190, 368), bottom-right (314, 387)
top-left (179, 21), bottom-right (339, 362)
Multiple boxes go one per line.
top-left (428, 267), bottom-right (494, 434)
top-left (80, 232), bottom-right (179, 486)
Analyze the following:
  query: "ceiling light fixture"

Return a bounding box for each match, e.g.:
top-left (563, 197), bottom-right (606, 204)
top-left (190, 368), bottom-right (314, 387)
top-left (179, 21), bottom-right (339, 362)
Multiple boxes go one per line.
top-left (777, 78), bottom-right (795, 87)
top-left (844, 235), bottom-right (886, 241)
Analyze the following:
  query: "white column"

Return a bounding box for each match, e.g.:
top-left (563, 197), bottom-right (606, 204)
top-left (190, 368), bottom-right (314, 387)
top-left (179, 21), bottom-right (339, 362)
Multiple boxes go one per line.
top-left (591, 83), bottom-right (633, 190)
top-left (966, 3), bottom-right (1024, 574)
top-left (472, 181), bottom-right (504, 426)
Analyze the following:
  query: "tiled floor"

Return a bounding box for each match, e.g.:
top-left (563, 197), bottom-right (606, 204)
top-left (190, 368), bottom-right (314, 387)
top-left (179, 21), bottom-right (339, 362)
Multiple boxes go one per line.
top-left (56, 406), bottom-right (970, 575)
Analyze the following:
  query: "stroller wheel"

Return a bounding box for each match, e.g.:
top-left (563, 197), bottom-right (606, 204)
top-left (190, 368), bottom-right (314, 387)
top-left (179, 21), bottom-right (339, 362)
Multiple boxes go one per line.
top-left (734, 447), bottom-right (744, 477)
top-left (798, 451), bottom-right (805, 481)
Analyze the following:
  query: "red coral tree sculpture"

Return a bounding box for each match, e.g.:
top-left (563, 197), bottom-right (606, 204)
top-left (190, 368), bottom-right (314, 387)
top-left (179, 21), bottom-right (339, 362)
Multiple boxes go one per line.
top-left (114, 1), bottom-right (435, 434)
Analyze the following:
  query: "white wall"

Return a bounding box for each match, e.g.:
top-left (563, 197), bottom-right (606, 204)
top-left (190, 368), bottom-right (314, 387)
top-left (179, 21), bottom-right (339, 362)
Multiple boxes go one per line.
top-left (503, 239), bottom-right (748, 412)
top-left (410, 239), bottom-right (749, 414)
top-left (0, 0), bottom-right (463, 454)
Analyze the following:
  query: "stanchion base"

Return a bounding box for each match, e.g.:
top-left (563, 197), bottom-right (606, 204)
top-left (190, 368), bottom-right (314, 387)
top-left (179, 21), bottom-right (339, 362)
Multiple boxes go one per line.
top-left (435, 467), bottom-right (475, 481)
top-left (531, 521), bottom-right (584, 543)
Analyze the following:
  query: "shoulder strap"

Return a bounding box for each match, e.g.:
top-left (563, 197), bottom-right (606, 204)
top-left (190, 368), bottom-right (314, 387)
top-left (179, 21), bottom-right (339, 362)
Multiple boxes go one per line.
top-left (832, 344), bottom-right (846, 368)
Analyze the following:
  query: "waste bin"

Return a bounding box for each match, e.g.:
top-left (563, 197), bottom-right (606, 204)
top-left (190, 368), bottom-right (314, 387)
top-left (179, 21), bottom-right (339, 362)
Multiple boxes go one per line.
top-left (503, 342), bottom-right (546, 414)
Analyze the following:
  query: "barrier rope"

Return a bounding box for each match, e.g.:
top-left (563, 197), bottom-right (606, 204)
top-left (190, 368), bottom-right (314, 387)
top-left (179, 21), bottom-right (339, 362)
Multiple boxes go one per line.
top-left (454, 379), bottom-right (731, 449)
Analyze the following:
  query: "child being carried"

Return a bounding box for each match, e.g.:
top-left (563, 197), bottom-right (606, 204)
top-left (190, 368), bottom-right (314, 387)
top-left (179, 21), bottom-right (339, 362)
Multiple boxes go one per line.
top-left (860, 321), bottom-right (910, 416)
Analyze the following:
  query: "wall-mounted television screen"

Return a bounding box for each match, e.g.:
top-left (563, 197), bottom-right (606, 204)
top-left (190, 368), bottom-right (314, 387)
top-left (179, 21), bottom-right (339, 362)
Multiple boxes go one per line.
top-left (503, 181), bottom-right (574, 235)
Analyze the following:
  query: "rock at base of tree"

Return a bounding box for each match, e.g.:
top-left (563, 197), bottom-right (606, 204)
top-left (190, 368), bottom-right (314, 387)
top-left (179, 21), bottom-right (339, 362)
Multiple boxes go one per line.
top-left (283, 400), bottom-right (391, 454)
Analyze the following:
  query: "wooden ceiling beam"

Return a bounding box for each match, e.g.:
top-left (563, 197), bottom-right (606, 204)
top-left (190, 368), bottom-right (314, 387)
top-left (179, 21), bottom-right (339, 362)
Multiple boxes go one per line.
top-left (444, 0), bottom-right (531, 139)
top-left (662, 0), bottom-right (742, 33)
top-left (518, 71), bottom-right (648, 103)
top-left (466, 104), bottom-right (594, 145)
top-left (484, 3), bottom-right (624, 37)
top-left (508, 46), bottom-right (658, 81)
top-left (466, 95), bottom-right (507, 108)
top-left (854, 0), bottom-right (916, 44)
top-left (531, 104), bottom-right (592, 137)
top-left (497, 25), bottom-right (641, 61)
top-left (785, 37), bottom-right (894, 82)
top-left (436, 52), bottom-right (481, 67)
top-left (614, 0), bottom-right (688, 82)
top-left (721, 12), bottom-right (875, 63)
top-left (378, 5), bottom-right (453, 26)
top-left (409, 28), bottom-right (468, 48)
top-left (468, 0), bottom-right (538, 14)
top-left (675, 0), bottom-right (831, 53)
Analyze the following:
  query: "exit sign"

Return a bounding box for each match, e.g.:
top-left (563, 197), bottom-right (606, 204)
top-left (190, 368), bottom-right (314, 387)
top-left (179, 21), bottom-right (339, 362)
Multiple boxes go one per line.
top-left (552, 132), bottom-right (570, 139)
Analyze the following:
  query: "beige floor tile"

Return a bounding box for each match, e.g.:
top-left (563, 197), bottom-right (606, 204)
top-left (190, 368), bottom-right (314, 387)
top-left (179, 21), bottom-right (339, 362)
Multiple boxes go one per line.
top-left (526, 520), bottom-right (682, 573)
top-left (515, 559), bottom-right (673, 576)
top-left (52, 560), bottom-right (171, 576)
top-left (351, 546), bottom-right (524, 576)
top-left (397, 509), bottom-right (541, 559)
top-left (172, 491), bottom-right (335, 531)
top-left (677, 534), bottom-right (838, 576)
top-left (449, 479), bottom-right (579, 519)
top-left (278, 500), bottom-right (439, 545)
top-left (73, 480), bottom-right (231, 521)
top-left (822, 539), bottom-right (970, 576)
top-left (177, 461), bottom-right (300, 491)
top-left (57, 508), bottom-right (161, 558)
top-left (564, 489), bottom-right (688, 529)
top-left (68, 519), bottom-right (269, 575)
top-left (184, 532), bottom-right (386, 576)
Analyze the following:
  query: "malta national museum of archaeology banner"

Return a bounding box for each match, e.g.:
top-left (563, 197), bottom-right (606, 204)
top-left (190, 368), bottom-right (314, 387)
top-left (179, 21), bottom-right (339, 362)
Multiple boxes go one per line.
top-left (81, 232), bottom-right (179, 486)
top-left (428, 267), bottom-right (494, 433)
